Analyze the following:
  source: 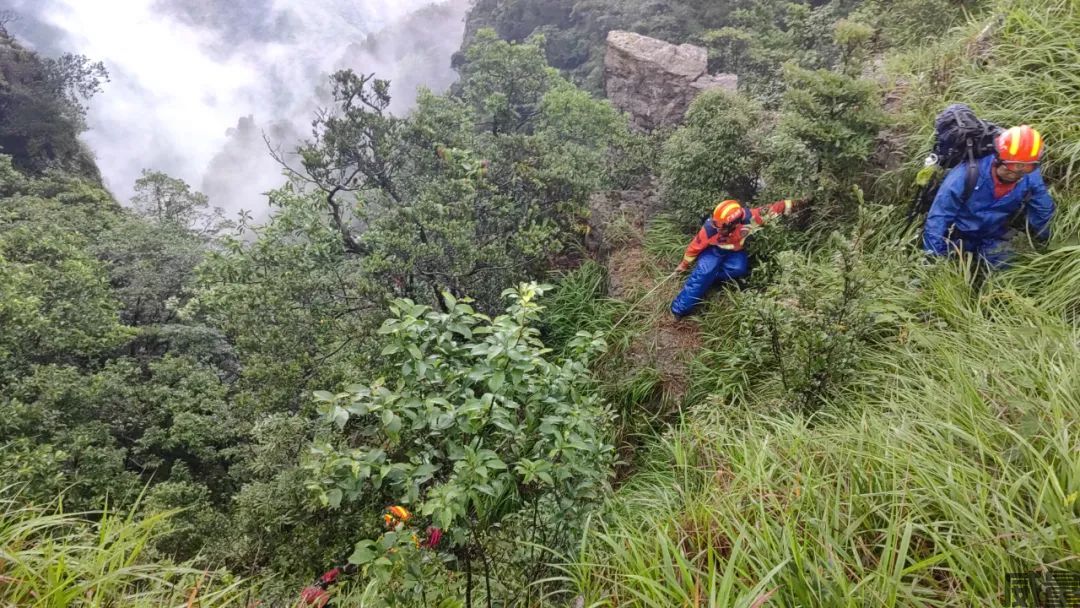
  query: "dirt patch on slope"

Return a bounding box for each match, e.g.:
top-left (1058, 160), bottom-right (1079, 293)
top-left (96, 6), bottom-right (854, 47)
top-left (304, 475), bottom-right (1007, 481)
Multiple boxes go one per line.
top-left (602, 226), bottom-right (700, 405)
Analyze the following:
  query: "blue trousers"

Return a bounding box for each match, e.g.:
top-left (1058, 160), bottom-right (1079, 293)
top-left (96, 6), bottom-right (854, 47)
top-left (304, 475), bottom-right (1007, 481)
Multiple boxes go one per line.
top-left (946, 231), bottom-right (1013, 269)
top-left (671, 248), bottom-right (749, 317)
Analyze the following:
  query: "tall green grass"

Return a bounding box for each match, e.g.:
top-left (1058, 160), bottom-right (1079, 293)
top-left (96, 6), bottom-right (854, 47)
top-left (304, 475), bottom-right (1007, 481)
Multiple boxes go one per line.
top-left (0, 497), bottom-right (247, 607)
top-left (1006, 245), bottom-right (1080, 321)
top-left (557, 262), bottom-right (1078, 606)
top-left (951, 0), bottom-right (1080, 191)
top-left (543, 261), bottom-right (621, 351)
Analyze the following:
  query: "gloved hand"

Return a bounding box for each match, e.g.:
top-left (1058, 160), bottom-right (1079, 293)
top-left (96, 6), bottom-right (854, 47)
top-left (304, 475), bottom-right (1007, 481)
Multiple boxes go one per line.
top-left (676, 260), bottom-right (691, 273)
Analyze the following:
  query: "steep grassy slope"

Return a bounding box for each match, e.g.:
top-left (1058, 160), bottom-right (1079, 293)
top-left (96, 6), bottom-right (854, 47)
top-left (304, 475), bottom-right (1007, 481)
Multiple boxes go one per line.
top-left (549, 1), bottom-right (1079, 606)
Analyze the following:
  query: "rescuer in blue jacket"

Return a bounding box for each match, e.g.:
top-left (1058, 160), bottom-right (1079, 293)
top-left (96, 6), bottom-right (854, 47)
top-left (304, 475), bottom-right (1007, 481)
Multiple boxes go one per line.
top-left (924, 125), bottom-right (1055, 268)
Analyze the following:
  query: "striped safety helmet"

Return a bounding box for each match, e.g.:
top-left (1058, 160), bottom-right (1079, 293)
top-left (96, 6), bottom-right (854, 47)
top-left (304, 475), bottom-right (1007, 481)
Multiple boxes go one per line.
top-left (711, 200), bottom-right (744, 225)
top-left (995, 125), bottom-right (1044, 163)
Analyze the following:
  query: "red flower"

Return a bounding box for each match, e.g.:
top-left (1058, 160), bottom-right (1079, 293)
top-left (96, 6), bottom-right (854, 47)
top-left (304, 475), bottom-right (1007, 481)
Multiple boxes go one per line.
top-left (299, 586), bottom-right (331, 607)
top-left (422, 527), bottom-right (443, 549)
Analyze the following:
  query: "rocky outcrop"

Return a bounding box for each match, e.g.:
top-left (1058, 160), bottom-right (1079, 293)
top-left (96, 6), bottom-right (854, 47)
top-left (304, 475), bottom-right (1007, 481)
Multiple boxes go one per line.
top-left (604, 31), bottom-right (737, 131)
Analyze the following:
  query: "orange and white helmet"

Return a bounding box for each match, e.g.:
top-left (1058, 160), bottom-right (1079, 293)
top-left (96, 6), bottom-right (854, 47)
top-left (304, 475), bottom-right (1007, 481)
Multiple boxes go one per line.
top-left (711, 200), bottom-right (744, 225)
top-left (995, 125), bottom-right (1044, 164)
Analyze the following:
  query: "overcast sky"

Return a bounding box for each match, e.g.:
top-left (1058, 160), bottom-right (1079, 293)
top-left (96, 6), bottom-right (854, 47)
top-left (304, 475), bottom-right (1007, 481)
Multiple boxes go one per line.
top-left (3, 0), bottom-right (468, 214)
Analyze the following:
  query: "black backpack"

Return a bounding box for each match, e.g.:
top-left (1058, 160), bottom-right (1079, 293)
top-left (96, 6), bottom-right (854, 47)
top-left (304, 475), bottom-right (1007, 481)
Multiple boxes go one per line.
top-left (906, 104), bottom-right (1003, 229)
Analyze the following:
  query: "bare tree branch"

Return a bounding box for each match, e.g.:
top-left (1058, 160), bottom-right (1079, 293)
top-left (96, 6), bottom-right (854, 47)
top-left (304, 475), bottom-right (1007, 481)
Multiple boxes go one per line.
top-left (0, 10), bottom-right (18, 32)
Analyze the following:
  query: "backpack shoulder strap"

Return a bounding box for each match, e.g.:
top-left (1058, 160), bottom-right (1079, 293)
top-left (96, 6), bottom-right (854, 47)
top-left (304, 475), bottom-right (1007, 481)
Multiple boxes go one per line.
top-left (961, 144), bottom-right (980, 204)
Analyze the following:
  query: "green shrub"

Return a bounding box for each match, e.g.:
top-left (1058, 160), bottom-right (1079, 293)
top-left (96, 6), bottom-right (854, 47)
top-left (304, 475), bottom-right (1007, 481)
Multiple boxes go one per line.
top-left (659, 91), bottom-right (767, 229)
top-left (764, 65), bottom-right (885, 233)
top-left (305, 284), bottom-right (614, 606)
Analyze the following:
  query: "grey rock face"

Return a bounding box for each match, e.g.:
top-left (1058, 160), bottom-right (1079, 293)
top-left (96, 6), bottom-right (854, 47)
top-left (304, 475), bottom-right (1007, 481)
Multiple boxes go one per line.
top-left (604, 30), bottom-right (738, 131)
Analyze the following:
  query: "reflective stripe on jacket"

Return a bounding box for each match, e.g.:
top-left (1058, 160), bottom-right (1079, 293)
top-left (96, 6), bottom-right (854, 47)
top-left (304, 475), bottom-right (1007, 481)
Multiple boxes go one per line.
top-left (682, 199), bottom-right (796, 265)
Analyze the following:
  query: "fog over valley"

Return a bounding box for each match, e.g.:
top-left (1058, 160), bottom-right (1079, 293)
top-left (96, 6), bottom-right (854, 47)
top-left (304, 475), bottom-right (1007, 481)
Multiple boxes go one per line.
top-left (2, 0), bottom-right (469, 214)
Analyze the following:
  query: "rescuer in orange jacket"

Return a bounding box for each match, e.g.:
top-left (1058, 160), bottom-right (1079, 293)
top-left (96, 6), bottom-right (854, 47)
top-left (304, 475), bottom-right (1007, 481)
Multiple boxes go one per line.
top-left (671, 198), bottom-right (802, 318)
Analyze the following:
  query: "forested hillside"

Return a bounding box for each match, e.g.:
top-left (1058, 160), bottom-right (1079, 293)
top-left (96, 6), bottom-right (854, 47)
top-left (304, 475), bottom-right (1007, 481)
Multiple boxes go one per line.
top-left (0, 0), bottom-right (1076, 606)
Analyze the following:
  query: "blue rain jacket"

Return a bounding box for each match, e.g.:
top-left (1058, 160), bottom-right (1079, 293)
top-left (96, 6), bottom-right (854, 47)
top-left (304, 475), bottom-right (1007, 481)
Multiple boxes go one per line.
top-left (924, 155), bottom-right (1054, 257)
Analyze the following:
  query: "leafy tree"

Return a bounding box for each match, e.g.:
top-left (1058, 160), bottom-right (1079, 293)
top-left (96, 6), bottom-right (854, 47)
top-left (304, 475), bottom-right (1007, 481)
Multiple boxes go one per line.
top-left (266, 30), bottom-right (629, 320)
top-left (0, 30), bottom-right (107, 177)
top-left (459, 29), bottom-right (555, 135)
top-left (833, 18), bottom-right (875, 76)
top-left (41, 52), bottom-right (110, 123)
top-left (95, 216), bottom-right (206, 326)
top-left (189, 186), bottom-right (384, 414)
top-left (697, 26), bottom-right (755, 76)
top-left (761, 64), bottom-right (884, 231)
top-left (306, 284), bottom-right (613, 606)
top-left (131, 170), bottom-right (233, 237)
top-left (536, 78), bottom-right (644, 191)
top-left (0, 201), bottom-right (129, 378)
top-left (293, 70), bottom-right (407, 255)
top-left (0, 355), bottom-right (243, 516)
top-left (659, 90), bottom-right (767, 227)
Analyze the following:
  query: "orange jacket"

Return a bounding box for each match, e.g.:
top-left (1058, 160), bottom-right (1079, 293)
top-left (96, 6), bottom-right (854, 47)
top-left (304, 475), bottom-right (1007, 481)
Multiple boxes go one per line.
top-left (681, 199), bottom-right (797, 265)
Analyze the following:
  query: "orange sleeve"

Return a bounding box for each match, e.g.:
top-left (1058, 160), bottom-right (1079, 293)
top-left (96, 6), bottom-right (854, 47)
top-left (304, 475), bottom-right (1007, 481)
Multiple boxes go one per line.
top-left (682, 224), bottom-right (711, 264)
top-left (749, 199), bottom-right (796, 225)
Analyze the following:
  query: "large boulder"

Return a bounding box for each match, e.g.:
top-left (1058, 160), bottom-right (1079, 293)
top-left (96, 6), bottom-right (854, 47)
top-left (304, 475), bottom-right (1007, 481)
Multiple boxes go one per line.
top-left (604, 31), bottom-right (737, 131)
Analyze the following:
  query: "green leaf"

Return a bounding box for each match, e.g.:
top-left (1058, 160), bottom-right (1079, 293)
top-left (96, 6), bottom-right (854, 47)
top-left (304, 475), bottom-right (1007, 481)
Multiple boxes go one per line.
top-left (313, 390), bottom-right (336, 402)
top-left (349, 540), bottom-right (377, 565)
top-left (385, 414), bottom-right (402, 437)
top-left (413, 463), bottom-right (440, 482)
top-left (434, 413), bottom-right (455, 430)
top-left (333, 406), bottom-right (350, 429)
top-left (449, 323), bottom-right (473, 339)
top-left (439, 508), bottom-right (454, 529)
top-left (488, 370), bottom-right (505, 393)
top-left (326, 488), bottom-right (343, 509)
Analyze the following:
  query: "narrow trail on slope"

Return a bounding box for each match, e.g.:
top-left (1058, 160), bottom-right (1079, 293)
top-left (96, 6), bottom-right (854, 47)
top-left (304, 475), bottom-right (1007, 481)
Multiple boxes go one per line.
top-left (609, 241), bottom-right (701, 406)
top-left (590, 189), bottom-right (702, 409)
